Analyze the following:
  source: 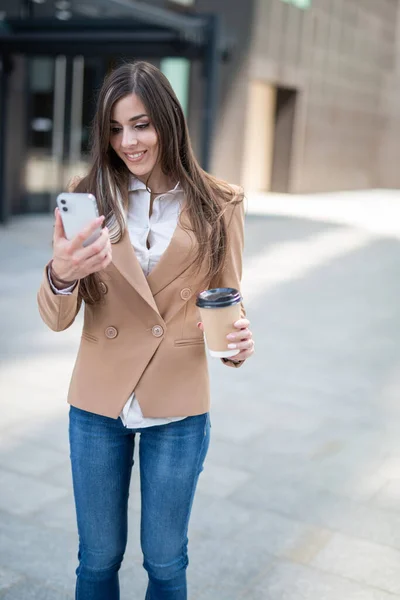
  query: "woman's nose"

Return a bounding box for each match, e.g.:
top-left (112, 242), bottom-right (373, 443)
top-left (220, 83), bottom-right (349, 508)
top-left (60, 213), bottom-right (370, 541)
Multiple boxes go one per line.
top-left (122, 130), bottom-right (138, 148)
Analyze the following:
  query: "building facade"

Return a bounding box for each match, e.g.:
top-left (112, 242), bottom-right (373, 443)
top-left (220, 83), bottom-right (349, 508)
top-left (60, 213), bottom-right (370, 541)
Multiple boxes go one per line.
top-left (191, 0), bottom-right (400, 193)
top-left (1, 0), bottom-right (400, 221)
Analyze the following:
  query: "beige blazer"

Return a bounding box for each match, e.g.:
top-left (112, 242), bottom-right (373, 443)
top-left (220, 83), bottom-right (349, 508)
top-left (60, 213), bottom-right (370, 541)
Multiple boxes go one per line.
top-left (37, 193), bottom-right (245, 419)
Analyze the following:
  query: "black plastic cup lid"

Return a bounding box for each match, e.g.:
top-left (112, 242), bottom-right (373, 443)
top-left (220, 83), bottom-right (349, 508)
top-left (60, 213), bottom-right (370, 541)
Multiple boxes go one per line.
top-left (196, 287), bottom-right (242, 309)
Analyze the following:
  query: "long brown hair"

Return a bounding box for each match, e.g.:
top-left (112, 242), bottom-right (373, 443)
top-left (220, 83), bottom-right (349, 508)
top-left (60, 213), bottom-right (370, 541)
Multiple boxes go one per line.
top-left (74, 61), bottom-right (242, 304)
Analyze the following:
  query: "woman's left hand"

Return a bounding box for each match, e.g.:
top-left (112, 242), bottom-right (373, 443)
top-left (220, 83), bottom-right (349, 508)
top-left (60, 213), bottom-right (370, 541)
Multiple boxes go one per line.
top-left (226, 318), bottom-right (254, 362)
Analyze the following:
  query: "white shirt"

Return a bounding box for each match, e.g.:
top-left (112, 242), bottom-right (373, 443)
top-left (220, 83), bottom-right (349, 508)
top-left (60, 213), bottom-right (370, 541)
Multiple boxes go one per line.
top-left (49, 176), bottom-right (187, 428)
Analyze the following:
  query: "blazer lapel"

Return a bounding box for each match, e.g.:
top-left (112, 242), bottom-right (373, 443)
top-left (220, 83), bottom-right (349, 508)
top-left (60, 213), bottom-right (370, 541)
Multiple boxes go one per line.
top-left (147, 207), bottom-right (197, 296)
top-left (111, 231), bottom-right (160, 315)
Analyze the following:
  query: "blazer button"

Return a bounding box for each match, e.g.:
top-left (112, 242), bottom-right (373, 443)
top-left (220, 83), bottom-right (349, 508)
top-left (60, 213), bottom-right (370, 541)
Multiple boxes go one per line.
top-left (99, 282), bottom-right (108, 294)
top-left (105, 326), bottom-right (118, 339)
top-left (151, 325), bottom-right (164, 338)
top-left (180, 287), bottom-right (191, 300)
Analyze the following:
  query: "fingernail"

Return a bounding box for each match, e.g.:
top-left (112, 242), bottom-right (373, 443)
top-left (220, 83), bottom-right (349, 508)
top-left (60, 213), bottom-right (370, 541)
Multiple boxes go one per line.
top-left (197, 322), bottom-right (202, 328)
top-left (227, 333), bottom-right (236, 340)
top-left (228, 343), bottom-right (237, 349)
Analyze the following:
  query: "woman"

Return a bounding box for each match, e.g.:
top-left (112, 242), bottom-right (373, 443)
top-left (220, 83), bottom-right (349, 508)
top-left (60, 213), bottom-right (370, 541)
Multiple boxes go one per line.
top-left (37, 61), bottom-right (254, 600)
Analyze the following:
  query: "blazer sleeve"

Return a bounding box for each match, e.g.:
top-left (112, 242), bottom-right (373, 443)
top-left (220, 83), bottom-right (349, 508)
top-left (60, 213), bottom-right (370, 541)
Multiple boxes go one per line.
top-left (37, 263), bottom-right (82, 332)
top-left (211, 189), bottom-right (246, 368)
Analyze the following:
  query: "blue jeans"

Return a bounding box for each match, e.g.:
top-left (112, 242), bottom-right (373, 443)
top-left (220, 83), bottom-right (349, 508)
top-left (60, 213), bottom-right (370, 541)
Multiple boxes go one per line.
top-left (69, 406), bottom-right (210, 600)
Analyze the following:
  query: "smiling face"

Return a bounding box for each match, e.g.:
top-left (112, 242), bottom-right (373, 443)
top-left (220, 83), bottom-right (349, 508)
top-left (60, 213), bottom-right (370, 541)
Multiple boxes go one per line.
top-left (109, 93), bottom-right (160, 184)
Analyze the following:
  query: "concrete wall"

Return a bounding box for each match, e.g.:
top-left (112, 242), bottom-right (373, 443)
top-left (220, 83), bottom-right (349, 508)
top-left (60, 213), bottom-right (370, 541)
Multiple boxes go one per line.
top-left (192, 0), bottom-right (400, 193)
top-left (378, 0), bottom-right (400, 188)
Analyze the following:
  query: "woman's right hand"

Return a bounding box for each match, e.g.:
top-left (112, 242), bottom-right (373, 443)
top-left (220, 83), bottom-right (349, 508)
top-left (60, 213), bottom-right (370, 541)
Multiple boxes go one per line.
top-left (51, 208), bottom-right (112, 283)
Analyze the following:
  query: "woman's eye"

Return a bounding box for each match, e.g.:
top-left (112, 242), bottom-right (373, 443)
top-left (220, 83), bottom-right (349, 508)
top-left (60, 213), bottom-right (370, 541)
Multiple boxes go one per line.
top-left (110, 127), bottom-right (121, 134)
top-left (135, 123), bottom-right (149, 130)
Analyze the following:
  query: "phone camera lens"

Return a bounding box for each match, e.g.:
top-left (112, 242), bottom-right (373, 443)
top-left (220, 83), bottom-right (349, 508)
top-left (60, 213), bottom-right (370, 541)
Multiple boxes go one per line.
top-left (62, 207), bottom-right (68, 212)
top-left (60, 199), bottom-right (66, 205)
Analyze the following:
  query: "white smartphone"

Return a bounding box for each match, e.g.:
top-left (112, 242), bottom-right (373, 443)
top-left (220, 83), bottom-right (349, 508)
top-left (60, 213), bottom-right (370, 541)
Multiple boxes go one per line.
top-left (56, 192), bottom-right (102, 248)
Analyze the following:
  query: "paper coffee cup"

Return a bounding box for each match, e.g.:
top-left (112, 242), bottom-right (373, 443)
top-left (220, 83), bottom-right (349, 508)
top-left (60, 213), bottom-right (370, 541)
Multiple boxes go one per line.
top-left (196, 288), bottom-right (242, 358)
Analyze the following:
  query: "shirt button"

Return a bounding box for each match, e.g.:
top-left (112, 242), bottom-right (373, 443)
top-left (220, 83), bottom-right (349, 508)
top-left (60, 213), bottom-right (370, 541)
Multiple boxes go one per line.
top-left (105, 326), bottom-right (118, 339)
top-left (180, 288), bottom-right (191, 300)
top-left (151, 325), bottom-right (164, 338)
top-left (99, 282), bottom-right (108, 294)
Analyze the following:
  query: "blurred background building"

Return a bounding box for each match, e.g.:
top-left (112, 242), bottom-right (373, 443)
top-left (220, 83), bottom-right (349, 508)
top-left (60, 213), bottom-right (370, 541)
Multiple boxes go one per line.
top-left (0, 0), bottom-right (400, 223)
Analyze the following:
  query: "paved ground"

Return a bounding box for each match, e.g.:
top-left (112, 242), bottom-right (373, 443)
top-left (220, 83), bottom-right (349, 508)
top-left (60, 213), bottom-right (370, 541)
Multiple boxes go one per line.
top-left (1, 190), bottom-right (400, 598)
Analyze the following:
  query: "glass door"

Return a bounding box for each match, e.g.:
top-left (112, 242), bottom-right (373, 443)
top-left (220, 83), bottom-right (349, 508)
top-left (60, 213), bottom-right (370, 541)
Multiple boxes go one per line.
top-left (25, 55), bottom-right (103, 212)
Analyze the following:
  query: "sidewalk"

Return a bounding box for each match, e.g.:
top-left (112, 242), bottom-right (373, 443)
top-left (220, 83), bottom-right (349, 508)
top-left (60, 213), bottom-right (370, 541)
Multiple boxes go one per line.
top-left (1, 190), bottom-right (400, 599)
top-left (247, 188), bottom-right (400, 238)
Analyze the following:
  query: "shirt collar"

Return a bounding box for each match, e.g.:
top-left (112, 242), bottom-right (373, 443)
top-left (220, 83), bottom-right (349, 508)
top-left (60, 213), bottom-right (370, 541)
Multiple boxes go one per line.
top-left (129, 175), bottom-right (147, 192)
top-left (128, 175), bottom-right (181, 194)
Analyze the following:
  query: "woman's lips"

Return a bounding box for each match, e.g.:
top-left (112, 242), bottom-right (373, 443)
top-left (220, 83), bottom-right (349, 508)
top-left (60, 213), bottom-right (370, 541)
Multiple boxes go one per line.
top-left (124, 150), bottom-right (147, 163)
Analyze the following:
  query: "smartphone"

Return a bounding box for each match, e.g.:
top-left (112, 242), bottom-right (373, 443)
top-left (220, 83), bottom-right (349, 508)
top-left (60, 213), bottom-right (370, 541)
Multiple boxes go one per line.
top-left (56, 192), bottom-right (102, 248)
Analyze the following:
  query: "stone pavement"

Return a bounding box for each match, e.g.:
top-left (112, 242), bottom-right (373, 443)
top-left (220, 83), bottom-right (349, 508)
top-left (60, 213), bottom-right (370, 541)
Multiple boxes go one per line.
top-left (2, 190), bottom-right (400, 598)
